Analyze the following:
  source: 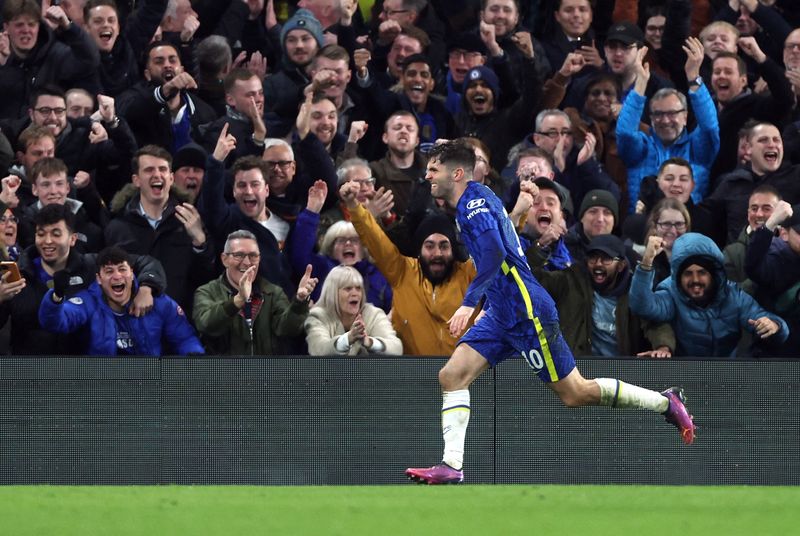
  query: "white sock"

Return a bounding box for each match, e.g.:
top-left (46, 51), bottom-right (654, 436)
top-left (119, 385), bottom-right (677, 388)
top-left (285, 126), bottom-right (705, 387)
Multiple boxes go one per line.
top-left (441, 390), bottom-right (470, 471)
top-left (595, 378), bottom-right (669, 413)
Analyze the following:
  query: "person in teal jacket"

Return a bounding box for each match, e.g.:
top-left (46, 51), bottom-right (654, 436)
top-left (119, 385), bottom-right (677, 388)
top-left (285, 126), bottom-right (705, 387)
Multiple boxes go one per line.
top-left (630, 232), bottom-right (788, 357)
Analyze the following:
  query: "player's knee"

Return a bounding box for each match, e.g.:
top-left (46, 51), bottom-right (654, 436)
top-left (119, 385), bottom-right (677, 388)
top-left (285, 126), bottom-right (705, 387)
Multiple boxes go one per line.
top-left (438, 366), bottom-right (464, 391)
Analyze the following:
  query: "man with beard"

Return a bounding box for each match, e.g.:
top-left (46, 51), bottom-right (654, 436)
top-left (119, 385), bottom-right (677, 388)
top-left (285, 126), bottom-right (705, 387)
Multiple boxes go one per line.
top-left (365, 24), bottom-right (429, 90)
top-left (630, 232), bottom-right (787, 357)
top-left (171, 143), bottom-right (206, 204)
top-left (563, 188), bottom-right (635, 268)
top-left (532, 233), bottom-right (674, 357)
top-left (117, 41), bottom-right (216, 152)
top-left (39, 245), bottom-right (203, 356)
top-left (617, 37), bottom-right (719, 211)
top-left (370, 111), bottom-right (427, 217)
top-left (0, 204), bottom-right (166, 354)
top-left (340, 179), bottom-right (476, 356)
top-left (405, 140), bottom-right (696, 486)
top-left (263, 9), bottom-right (323, 133)
top-left (356, 53), bottom-right (455, 157)
top-left (478, 0), bottom-right (550, 93)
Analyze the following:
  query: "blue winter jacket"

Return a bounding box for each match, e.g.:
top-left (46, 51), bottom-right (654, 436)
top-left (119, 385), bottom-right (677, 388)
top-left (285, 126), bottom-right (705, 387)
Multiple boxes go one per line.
top-left (38, 282), bottom-right (204, 356)
top-left (616, 83), bottom-right (720, 212)
top-left (629, 233), bottom-right (788, 357)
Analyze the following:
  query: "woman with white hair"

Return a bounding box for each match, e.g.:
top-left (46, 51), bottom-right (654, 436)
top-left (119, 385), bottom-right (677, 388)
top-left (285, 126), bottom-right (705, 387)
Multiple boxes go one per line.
top-left (305, 266), bottom-right (402, 356)
top-left (289, 180), bottom-right (393, 312)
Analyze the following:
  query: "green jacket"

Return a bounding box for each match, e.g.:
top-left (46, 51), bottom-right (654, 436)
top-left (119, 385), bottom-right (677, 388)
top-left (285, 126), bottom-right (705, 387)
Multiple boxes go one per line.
top-left (722, 227), bottom-right (755, 296)
top-left (193, 274), bottom-right (308, 355)
top-left (533, 264), bottom-right (675, 357)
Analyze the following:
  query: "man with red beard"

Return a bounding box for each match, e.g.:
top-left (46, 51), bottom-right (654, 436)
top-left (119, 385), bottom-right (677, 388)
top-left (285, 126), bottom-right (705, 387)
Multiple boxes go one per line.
top-left (702, 122), bottom-right (800, 244)
top-left (340, 180), bottom-right (476, 355)
top-left (533, 233), bottom-right (674, 357)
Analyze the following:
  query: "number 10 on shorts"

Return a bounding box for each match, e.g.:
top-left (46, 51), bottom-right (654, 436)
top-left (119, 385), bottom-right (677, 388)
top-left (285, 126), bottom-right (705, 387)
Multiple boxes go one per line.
top-left (521, 349), bottom-right (544, 372)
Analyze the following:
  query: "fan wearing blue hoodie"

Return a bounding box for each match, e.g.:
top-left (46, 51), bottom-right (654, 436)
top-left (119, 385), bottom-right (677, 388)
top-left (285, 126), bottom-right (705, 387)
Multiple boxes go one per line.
top-left (630, 232), bottom-right (788, 357)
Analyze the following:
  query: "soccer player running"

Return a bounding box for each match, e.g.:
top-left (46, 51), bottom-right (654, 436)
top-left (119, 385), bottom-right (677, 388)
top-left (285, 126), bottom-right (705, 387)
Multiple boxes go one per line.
top-left (401, 140), bottom-right (695, 485)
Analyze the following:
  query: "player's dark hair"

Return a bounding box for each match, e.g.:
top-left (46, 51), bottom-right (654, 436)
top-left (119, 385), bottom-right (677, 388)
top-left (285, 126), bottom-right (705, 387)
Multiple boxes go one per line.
top-left (33, 203), bottom-right (76, 233)
top-left (427, 139), bottom-right (476, 175)
top-left (96, 246), bottom-right (130, 273)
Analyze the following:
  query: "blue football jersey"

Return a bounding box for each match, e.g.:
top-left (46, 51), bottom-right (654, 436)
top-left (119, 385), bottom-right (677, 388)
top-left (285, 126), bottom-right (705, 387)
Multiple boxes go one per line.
top-left (456, 181), bottom-right (560, 328)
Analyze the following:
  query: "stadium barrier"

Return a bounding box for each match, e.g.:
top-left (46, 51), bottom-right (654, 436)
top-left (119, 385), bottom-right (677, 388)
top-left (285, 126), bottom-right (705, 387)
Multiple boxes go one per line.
top-left (1, 356), bottom-right (797, 485)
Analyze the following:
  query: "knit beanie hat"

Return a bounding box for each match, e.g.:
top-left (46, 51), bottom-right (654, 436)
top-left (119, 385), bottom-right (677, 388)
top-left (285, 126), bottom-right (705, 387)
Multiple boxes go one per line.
top-left (280, 9), bottom-right (324, 49)
top-left (465, 66), bottom-right (500, 101)
top-left (414, 212), bottom-right (458, 254)
top-left (579, 189), bottom-right (619, 224)
top-left (172, 143), bottom-right (207, 172)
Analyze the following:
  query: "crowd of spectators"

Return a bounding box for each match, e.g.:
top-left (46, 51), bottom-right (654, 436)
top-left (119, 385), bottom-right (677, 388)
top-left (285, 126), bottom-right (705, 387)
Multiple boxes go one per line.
top-left (0, 0), bottom-right (797, 358)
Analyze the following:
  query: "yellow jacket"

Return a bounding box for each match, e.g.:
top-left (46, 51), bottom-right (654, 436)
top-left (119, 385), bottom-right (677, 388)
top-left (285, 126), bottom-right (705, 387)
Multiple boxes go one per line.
top-left (350, 204), bottom-right (476, 356)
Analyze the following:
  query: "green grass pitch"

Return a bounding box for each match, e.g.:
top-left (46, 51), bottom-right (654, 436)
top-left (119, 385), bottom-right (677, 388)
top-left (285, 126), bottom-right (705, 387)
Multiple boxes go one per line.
top-left (1, 485), bottom-right (797, 535)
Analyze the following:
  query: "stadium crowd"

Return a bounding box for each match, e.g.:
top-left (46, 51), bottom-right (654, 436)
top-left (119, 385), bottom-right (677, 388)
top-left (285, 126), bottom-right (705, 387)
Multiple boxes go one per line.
top-left (0, 0), bottom-right (798, 358)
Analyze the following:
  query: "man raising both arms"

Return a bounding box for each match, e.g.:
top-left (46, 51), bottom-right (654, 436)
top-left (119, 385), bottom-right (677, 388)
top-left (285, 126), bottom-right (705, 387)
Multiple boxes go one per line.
top-left (403, 140), bottom-right (696, 485)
